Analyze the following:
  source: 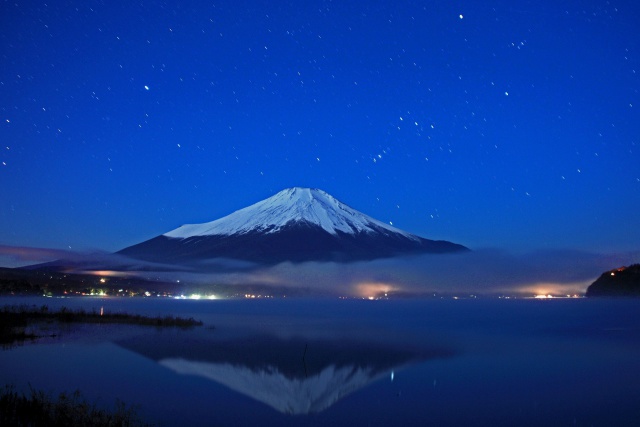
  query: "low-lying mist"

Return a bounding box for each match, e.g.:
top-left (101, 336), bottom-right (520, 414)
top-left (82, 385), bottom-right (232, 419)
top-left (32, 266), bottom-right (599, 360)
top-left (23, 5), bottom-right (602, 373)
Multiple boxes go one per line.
top-left (174, 249), bottom-right (638, 297)
top-left (2, 244), bottom-right (638, 297)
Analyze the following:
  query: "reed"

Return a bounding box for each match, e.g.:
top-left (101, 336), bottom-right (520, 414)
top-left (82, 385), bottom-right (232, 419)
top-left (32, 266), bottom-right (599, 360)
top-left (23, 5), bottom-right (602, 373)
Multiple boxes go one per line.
top-left (0, 385), bottom-right (150, 426)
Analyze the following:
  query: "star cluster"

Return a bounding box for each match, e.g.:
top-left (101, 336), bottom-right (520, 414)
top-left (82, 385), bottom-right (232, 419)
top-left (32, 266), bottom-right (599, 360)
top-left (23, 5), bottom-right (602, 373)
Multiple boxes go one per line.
top-left (1, 0), bottom-right (638, 253)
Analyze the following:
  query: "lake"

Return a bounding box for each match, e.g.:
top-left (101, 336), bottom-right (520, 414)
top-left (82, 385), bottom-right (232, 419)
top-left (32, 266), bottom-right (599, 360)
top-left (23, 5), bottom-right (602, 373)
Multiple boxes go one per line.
top-left (1, 296), bottom-right (639, 426)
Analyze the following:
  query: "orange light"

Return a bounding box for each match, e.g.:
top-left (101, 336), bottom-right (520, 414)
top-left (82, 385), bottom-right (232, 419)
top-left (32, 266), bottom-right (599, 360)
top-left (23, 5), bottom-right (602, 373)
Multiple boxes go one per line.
top-left (355, 282), bottom-right (396, 298)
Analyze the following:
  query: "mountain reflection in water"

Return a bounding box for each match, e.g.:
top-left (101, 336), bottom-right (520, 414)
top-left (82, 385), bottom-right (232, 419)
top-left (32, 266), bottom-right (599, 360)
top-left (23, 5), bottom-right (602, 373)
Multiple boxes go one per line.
top-left (117, 333), bottom-right (453, 414)
top-left (4, 298), bottom-right (640, 426)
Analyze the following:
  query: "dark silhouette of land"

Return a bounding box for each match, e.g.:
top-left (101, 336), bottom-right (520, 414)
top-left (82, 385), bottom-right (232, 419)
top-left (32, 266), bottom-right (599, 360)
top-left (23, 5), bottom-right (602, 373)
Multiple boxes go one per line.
top-left (0, 267), bottom-right (180, 297)
top-left (586, 264), bottom-right (640, 297)
top-left (0, 304), bottom-right (203, 347)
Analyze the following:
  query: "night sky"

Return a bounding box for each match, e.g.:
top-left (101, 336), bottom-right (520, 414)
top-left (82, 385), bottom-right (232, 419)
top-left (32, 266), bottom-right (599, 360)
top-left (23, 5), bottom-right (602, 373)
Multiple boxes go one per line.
top-left (1, 0), bottom-right (639, 260)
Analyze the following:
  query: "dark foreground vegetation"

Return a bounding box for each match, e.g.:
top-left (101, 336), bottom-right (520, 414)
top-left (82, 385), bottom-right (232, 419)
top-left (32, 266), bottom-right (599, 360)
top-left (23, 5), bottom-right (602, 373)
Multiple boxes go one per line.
top-left (0, 304), bottom-right (203, 347)
top-left (0, 385), bottom-right (150, 427)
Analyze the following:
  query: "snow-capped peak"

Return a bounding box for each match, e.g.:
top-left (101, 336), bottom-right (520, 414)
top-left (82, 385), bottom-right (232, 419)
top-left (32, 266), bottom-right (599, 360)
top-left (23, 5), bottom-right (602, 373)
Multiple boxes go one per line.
top-left (164, 187), bottom-right (418, 239)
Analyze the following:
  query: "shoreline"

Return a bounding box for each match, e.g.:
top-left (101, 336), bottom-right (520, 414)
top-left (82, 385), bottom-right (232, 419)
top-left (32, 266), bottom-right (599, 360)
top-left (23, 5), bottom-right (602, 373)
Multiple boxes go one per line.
top-left (1, 304), bottom-right (203, 348)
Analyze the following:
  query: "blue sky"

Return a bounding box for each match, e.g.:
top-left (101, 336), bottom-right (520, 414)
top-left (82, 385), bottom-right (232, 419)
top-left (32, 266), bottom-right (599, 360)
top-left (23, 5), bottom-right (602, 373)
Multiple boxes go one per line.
top-left (1, 0), bottom-right (639, 257)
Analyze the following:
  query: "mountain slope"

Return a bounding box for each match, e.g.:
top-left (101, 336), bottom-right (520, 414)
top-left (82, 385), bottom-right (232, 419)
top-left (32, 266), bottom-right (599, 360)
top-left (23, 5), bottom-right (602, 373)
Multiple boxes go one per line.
top-left (118, 187), bottom-right (468, 264)
top-left (164, 187), bottom-right (418, 239)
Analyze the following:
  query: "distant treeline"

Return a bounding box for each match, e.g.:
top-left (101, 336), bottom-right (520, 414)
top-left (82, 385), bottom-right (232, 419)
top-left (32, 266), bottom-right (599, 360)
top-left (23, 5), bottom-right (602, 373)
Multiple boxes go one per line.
top-left (0, 267), bottom-right (180, 297)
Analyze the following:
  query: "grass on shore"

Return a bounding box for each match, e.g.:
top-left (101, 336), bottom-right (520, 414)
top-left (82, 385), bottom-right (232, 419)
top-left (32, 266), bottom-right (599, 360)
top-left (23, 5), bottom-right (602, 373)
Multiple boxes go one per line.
top-left (0, 385), bottom-right (151, 426)
top-left (1, 304), bottom-right (204, 347)
top-left (0, 305), bottom-right (201, 425)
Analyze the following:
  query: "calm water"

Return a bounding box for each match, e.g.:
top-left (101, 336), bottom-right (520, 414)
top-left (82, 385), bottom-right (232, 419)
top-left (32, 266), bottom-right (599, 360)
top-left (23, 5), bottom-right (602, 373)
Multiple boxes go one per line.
top-left (1, 296), bottom-right (640, 426)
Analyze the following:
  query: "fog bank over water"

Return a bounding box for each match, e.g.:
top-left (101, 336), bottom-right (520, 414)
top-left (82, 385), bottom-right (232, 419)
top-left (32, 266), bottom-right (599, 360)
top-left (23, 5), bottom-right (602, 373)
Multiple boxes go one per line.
top-left (129, 249), bottom-right (640, 297)
top-left (2, 245), bottom-right (638, 296)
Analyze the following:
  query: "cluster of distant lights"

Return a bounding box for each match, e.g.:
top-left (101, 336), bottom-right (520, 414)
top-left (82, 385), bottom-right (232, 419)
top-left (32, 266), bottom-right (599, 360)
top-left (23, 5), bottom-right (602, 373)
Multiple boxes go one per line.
top-left (54, 291), bottom-right (584, 300)
top-left (172, 294), bottom-right (218, 300)
top-left (54, 292), bottom-right (585, 300)
top-left (364, 292), bottom-right (390, 301)
top-left (54, 277), bottom-right (585, 300)
top-left (174, 294), bottom-right (278, 299)
top-left (532, 294), bottom-right (583, 299)
top-left (360, 292), bottom-right (584, 300)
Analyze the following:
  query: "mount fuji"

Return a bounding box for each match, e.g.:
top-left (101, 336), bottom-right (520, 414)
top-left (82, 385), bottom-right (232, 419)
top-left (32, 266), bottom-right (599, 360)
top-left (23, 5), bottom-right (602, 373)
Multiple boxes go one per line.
top-left (118, 187), bottom-right (468, 265)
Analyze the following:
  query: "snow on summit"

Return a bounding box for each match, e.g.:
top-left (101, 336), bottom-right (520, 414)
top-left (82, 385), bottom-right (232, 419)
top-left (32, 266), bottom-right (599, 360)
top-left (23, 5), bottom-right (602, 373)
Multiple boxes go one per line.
top-left (116, 187), bottom-right (467, 264)
top-left (164, 187), bottom-right (418, 239)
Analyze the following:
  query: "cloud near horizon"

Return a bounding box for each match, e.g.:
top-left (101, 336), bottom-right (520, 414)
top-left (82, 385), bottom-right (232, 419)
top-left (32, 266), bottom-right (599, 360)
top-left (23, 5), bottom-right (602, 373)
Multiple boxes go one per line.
top-left (1, 244), bottom-right (638, 297)
top-left (0, 245), bottom-right (78, 267)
